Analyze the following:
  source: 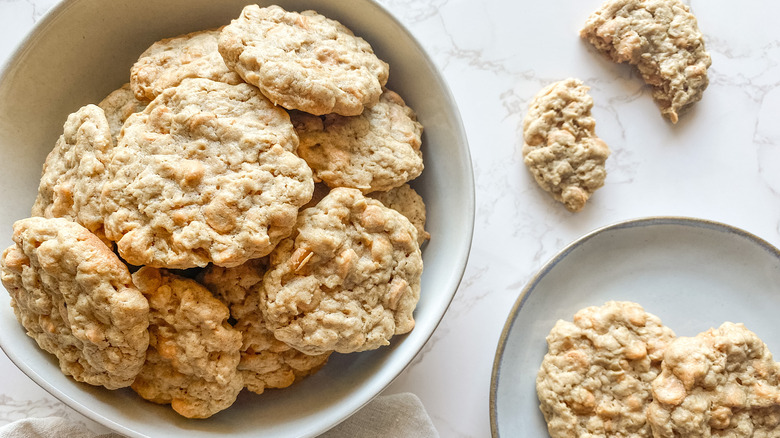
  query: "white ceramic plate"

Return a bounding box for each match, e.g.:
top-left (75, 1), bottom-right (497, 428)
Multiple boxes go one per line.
top-left (0, 1), bottom-right (474, 437)
top-left (490, 217), bottom-right (780, 437)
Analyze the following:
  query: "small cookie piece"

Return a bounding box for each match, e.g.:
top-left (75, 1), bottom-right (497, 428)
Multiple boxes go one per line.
top-left (31, 104), bottom-right (115, 246)
top-left (130, 267), bottom-right (242, 419)
top-left (0, 217), bottom-right (149, 389)
top-left (522, 78), bottom-right (610, 212)
top-left (199, 261), bottom-right (331, 395)
top-left (219, 4), bottom-right (389, 116)
top-left (292, 89), bottom-right (424, 193)
top-left (368, 184), bottom-right (430, 245)
top-left (581, 0), bottom-right (711, 123)
top-left (261, 188), bottom-right (422, 355)
top-left (130, 28), bottom-right (244, 102)
top-left (102, 78), bottom-right (313, 269)
top-left (647, 322), bottom-right (780, 437)
top-left (536, 301), bottom-right (676, 437)
top-left (97, 83), bottom-right (148, 141)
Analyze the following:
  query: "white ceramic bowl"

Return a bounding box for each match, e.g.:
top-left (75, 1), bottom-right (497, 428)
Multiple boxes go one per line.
top-left (0, 1), bottom-right (474, 436)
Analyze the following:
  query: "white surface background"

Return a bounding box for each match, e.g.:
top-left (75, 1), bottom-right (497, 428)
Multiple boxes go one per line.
top-left (2, 0), bottom-right (780, 436)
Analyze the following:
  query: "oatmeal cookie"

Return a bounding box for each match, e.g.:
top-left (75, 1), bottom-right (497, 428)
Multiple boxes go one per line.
top-left (130, 28), bottom-right (244, 102)
top-left (647, 322), bottom-right (780, 437)
top-left (218, 4), bottom-right (389, 116)
top-left (581, 0), bottom-right (711, 123)
top-left (368, 184), bottom-right (430, 245)
top-left (97, 83), bottom-right (148, 141)
top-left (200, 260), bottom-right (331, 395)
top-left (0, 217), bottom-right (149, 389)
top-left (130, 267), bottom-right (242, 419)
top-left (291, 89), bottom-right (424, 193)
top-left (31, 104), bottom-right (115, 245)
top-left (260, 188), bottom-right (422, 355)
top-left (536, 301), bottom-right (676, 437)
top-left (102, 78), bottom-right (313, 269)
top-left (522, 78), bottom-right (610, 212)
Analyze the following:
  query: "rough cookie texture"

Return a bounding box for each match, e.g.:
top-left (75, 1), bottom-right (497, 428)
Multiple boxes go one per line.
top-left (130, 28), bottom-right (244, 102)
top-left (647, 322), bottom-right (780, 437)
top-left (292, 89), bottom-right (424, 193)
top-left (200, 260), bottom-right (330, 395)
top-left (0, 217), bottom-right (149, 389)
top-left (102, 78), bottom-right (313, 269)
top-left (522, 78), bottom-right (610, 212)
top-left (260, 188), bottom-right (422, 355)
top-left (218, 4), bottom-right (389, 116)
top-left (581, 0), bottom-right (711, 123)
top-left (31, 105), bottom-right (114, 245)
top-left (536, 301), bottom-right (676, 437)
top-left (97, 83), bottom-right (148, 141)
top-left (368, 184), bottom-right (430, 245)
top-left (130, 267), bottom-right (242, 419)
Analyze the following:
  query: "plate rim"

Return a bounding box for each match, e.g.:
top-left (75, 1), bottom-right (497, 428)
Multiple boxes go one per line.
top-left (488, 215), bottom-right (780, 438)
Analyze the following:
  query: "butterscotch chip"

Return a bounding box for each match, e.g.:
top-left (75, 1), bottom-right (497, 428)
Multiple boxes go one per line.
top-left (31, 105), bottom-right (114, 245)
top-left (0, 217), bottom-right (149, 390)
top-left (97, 83), bottom-right (148, 141)
top-left (647, 322), bottom-right (780, 437)
top-left (130, 28), bottom-right (244, 102)
top-left (522, 78), bottom-right (610, 212)
top-left (292, 89), bottom-right (424, 194)
top-left (368, 184), bottom-right (430, 245)
top-left (536, 301), bottom-right (676, 437)
top-left (200, 260), bottom-right (330, 395)
top-left (581, 0), bottom-right (711, 123)
top-left (130, 267), bottom-right (242, 419)
top-left (218, 4), bottom-right (389, 116)
top-left (260, 188), bottom-right (422, 355)
top-left (102, 78), bottom-right (313, 269)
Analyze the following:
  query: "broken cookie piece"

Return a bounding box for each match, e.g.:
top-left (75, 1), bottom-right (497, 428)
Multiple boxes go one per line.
top-left (581, 0), bottom-right (711, 123)
top-left (522, 78), bottom-right (610, 212)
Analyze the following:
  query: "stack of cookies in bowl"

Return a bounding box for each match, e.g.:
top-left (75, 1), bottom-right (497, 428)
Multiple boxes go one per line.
top-left (0, 4), bottom-right (429, 419)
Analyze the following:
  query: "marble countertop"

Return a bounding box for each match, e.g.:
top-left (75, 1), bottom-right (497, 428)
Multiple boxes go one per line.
top-left (2, 0), bottom-right (780, 437)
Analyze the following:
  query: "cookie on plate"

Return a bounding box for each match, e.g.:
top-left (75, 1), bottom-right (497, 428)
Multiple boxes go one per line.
top-left (97, 83), bottom-right (148, 141)
top-left (581, 0), bottom-right (711, 123)
top-left (536, 301), bottom-right (676, 437)
top-left (101, 78), bottom-right (313, 269)
top-left (368, 183), bottom-right (430, 245)
top-left (0, 217), bottom-right (149, 390)
top-left (522, 78), bottom-right (610, 212)
top-left (130, 267), bottom-right (242, 419)
top-left (200, 260), bottom-right (331, 395)
top-left (260, 188), bottom-right (422, 355)
top-left (292, 89), bottom-right (424, 194)
top-left (218, 4), bottom-right (389, 116)
top-left (31, 104), bottom-right (115, 246)
top-left (647, 322), bottom-right (780, 437)
top-left (130, 28), bottom-right (244, 102)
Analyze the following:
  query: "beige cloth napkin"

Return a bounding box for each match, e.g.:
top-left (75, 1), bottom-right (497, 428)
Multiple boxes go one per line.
top-left (0, 393), bottom-right (439, 438)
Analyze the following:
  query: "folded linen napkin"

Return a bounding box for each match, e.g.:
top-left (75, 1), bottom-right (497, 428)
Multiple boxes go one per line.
top-left (0, 393), bottom-right (439, 438)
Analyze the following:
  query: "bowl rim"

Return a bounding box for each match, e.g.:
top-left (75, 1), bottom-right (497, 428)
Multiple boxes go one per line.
top-left (488, 215), bottom-right (780, 438)
top-left (0, 0), bottom-right (476, 436)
